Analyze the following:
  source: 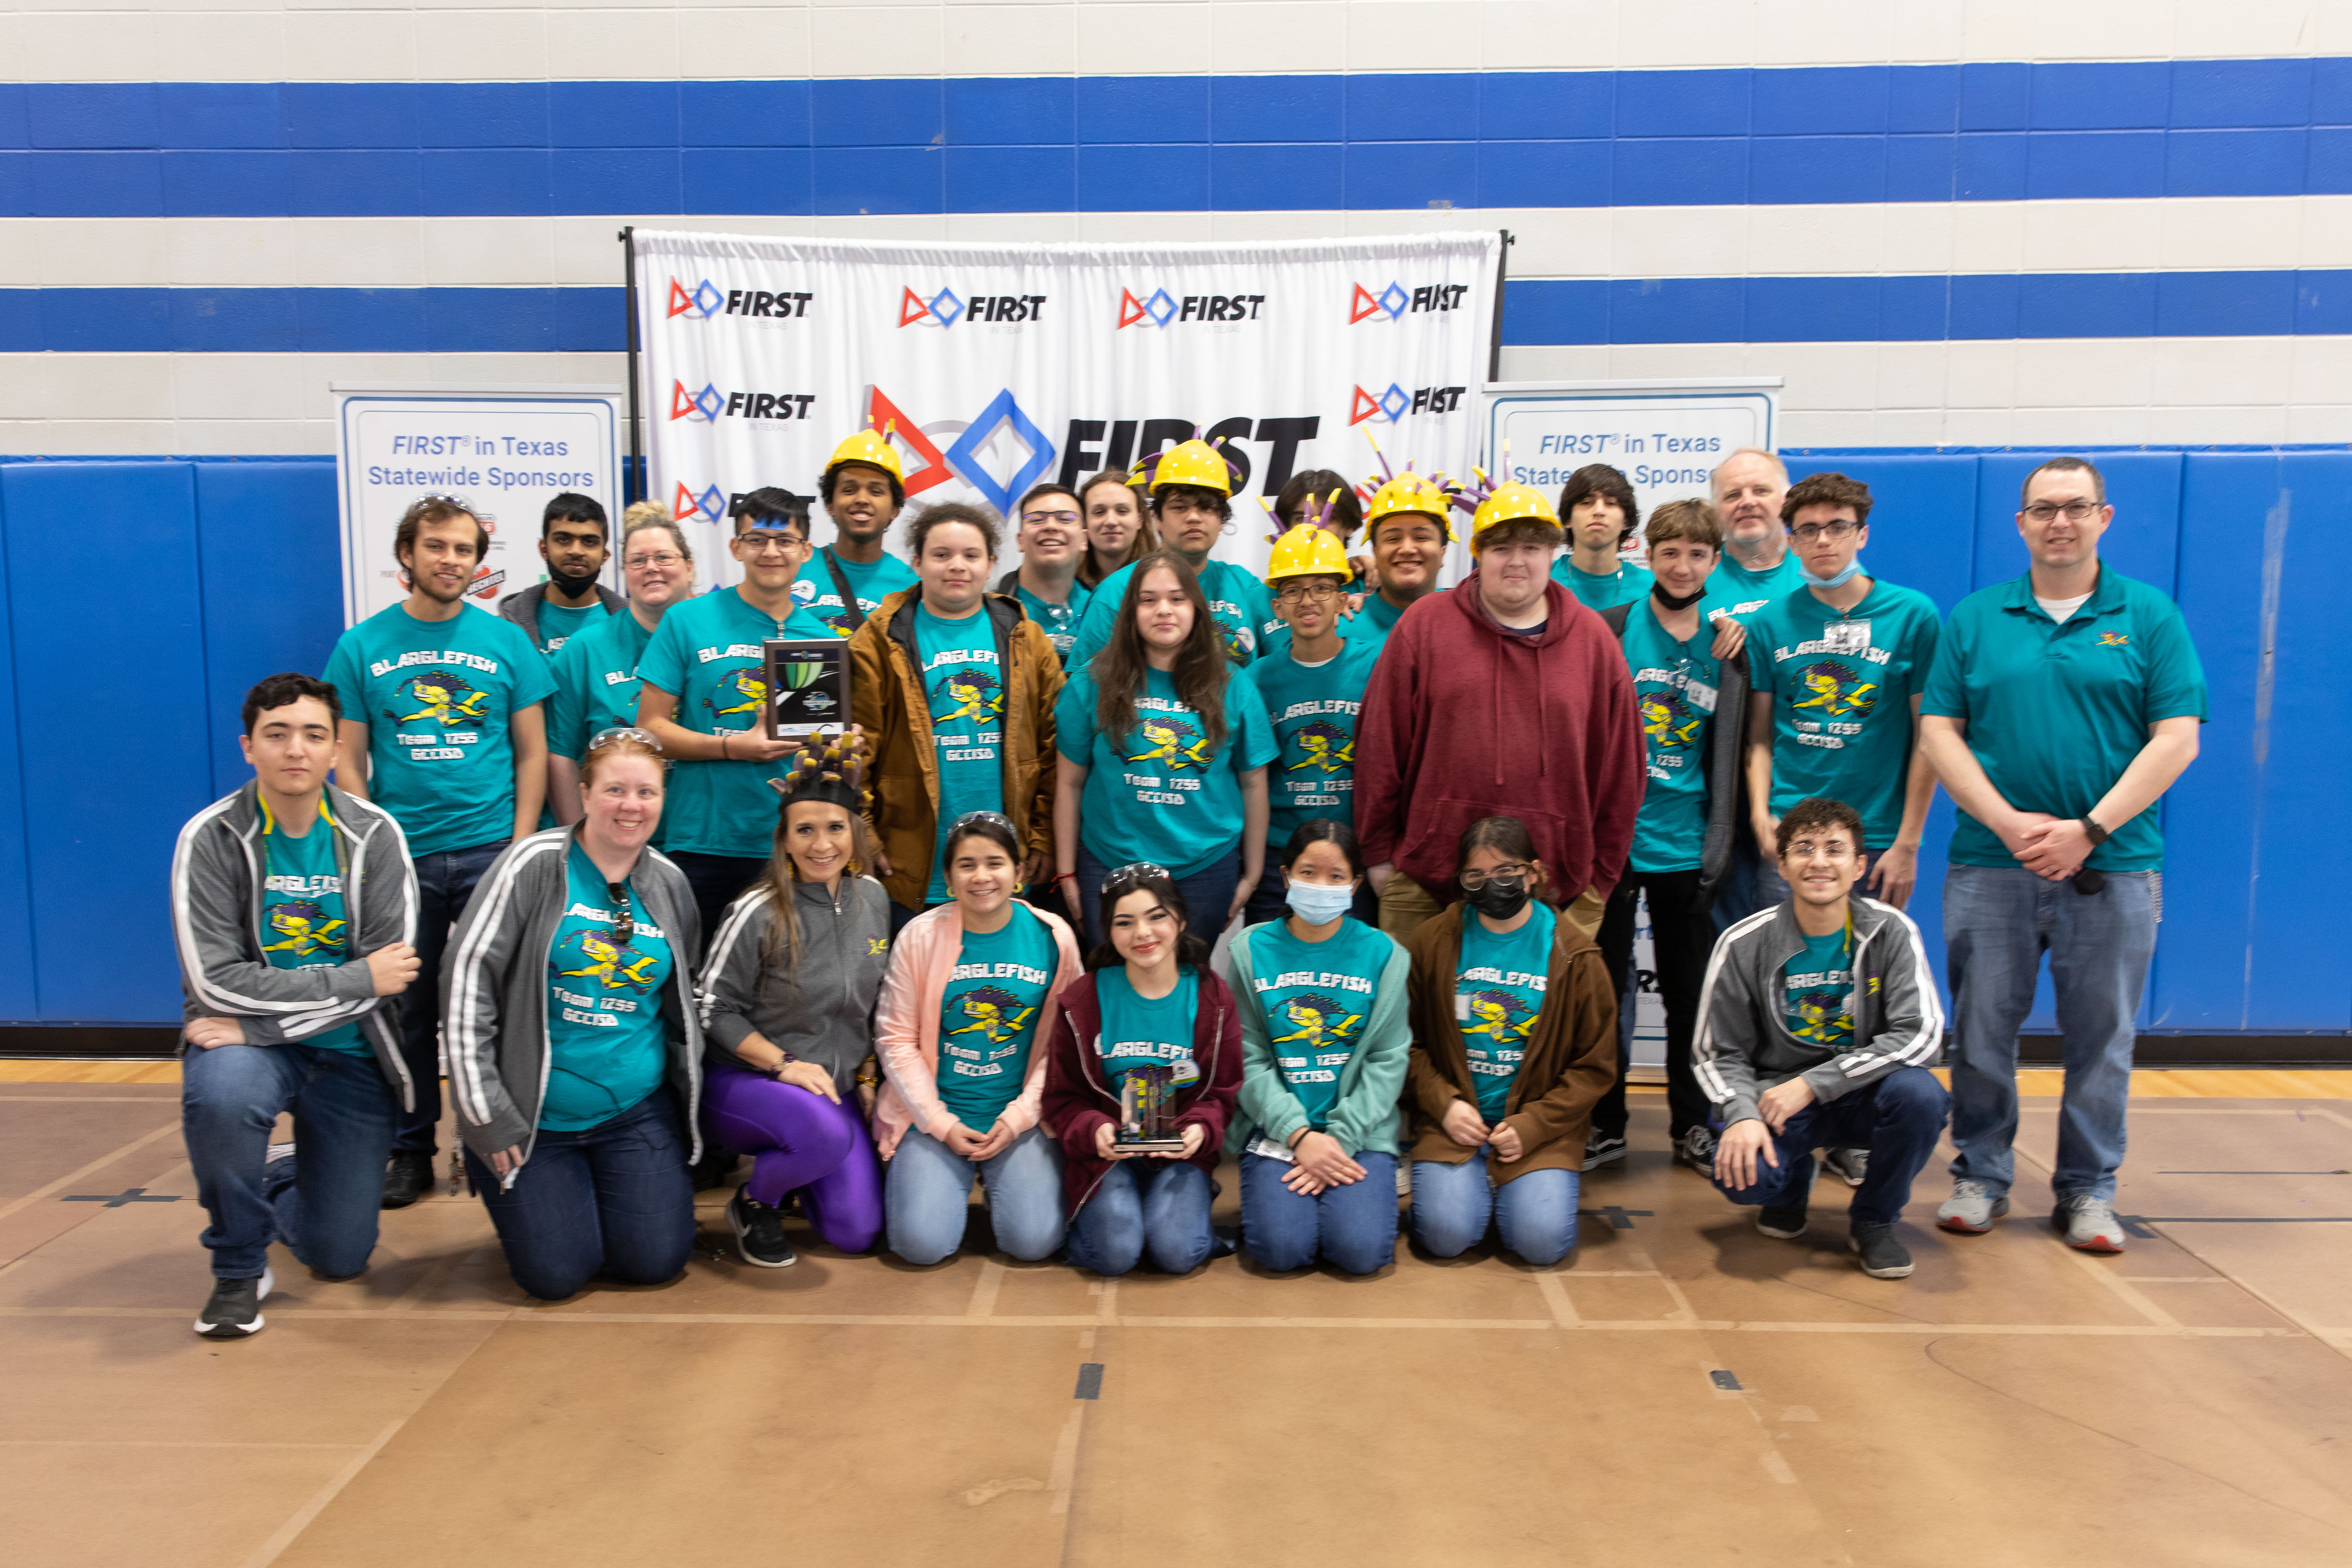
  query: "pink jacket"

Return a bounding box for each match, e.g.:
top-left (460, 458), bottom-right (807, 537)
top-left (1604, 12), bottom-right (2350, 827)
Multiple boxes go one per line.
top-left (872, 902), bottom-right (1085, 1159)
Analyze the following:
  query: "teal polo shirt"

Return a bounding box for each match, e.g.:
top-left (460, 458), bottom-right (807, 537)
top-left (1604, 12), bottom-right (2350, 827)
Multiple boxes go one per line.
top-left (1709, 550), bottom-right (1808, 618)
top-left (1922, 568), bottom-right (2206, 872)
top-left (1552, 557), bottom-right (1654, 612)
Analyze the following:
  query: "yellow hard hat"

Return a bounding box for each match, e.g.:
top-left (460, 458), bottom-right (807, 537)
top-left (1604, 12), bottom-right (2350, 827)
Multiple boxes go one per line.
top-left (1137, 438), bottom-right (1234, 497)
top-left (1470, 482), bottom-right (1560, 539)
top-left (1265, 521), bottom-right (1352, 583)
top-left (826, 426), bottom-right (904, 483)
top-left (1364, 472), bottom-right (1457, 540)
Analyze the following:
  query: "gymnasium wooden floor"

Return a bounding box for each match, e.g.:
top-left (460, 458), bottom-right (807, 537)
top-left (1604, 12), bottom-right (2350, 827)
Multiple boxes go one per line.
top-left (5, 1062), bottom-right (2350, 1567)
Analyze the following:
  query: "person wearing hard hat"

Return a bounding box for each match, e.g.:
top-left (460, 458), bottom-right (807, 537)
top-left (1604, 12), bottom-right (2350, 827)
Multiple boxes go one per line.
top-left (1355, 479), bottom-right (1644, 947)
top-left (805, 427), bottom-right (920, 638)
top-left (1067, 438), bottom-right (1276, 671)
top-left (1352, 470), bottom-right (1457, 648)
top-left (1551, 463), bottom-right (1654, 613)
top-left (1240, 519), bottom-right (1383, 928)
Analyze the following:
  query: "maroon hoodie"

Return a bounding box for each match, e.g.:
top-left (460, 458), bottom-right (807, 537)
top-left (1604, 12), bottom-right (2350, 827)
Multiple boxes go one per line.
top-left (1355, 573), bottom-right (1643, 905)
top-left (1040, 966), bottom-right (1243, 1218)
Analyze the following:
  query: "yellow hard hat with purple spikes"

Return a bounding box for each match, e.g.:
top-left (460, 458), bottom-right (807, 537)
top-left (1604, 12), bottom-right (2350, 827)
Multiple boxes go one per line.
top-left (1265, 517), bottom-right (1352, 583)
top-left (1132, 435), bottom-right (1239, 497)
top-left (826, 425), bottom-right (904, 483)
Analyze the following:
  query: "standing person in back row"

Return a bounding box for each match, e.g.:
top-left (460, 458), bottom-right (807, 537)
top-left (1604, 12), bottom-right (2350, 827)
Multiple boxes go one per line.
top-left (1069, 439), bottom-right (1277, 669)
top-left (500, 493), bottom-right (621, 654)
top-left (1709, 447), bottom-right (1808, 927)
top-left (995, 482), bottom-right (1093, 666)
top-left (806, 428), bottom-right (921, 637)
top-left (1355, 481), bottom-right (1644, 944)
top-left (325, 495), bottom-right (554, 1208)
top-left (546, 504), bottom-right (696, 832)
top-left (1920, 457), bottom-right (2205, 1255)
top-left (1551, 464), bottom-right (1653, 612)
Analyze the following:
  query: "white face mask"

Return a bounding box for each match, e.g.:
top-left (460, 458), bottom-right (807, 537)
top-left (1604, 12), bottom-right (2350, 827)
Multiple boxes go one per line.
top-left (1285, 881), bottom-right (1355, 925)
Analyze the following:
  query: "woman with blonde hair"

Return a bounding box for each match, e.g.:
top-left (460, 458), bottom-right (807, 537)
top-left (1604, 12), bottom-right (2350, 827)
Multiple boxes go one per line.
top-left (548, 504), bottom-right (697, 829)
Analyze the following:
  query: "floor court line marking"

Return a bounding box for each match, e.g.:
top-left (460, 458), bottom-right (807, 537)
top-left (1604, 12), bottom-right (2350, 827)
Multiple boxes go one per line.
top-left (1046, 1404), bottom-right (1085, 1518)
top-left (965, 1259), bottom-right (1005, 1319)
top-left (1534, 1270), bottom-right (1580, 1326)
top-left (0, 1438), bottom-right (368, 1449)
top-left (0, 1121), bottom-right (181, 1224)
top-left (233, 1421), bottom-right (404, 1568)
top-left (2008, 1145), bottom-right (2180, 1330)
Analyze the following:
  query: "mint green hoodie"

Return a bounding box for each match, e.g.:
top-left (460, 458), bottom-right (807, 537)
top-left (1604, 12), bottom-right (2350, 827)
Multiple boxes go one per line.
top-left (1220, 919), bottom-right (1413, 1159)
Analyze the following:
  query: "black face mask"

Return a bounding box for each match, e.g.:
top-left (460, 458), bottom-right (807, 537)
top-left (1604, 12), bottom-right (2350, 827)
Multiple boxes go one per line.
top-left (1466, 873), bottom-right (1532, 921)
top-left (546, 560), bottom-right (602, 599)
top-left (1651, 581), bottom-right (1705, 611)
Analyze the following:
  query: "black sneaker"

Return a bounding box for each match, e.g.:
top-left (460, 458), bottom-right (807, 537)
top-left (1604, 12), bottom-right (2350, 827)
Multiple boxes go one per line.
top-left (1674, 1125), bottom-right (1717, 1173)
top-left (727, 1188), bottom-right (797, 1269)
top-left (1849, 1222), bottom-right (1914, 1279)
top-left (1582, 1132), bottom-right (1629, 1171)
top-left (195, 1268), bottom-right (272, 1339)
top-left (1756, 1200), bottom-right (1808, 1240)
top-left (1822, 1146), bottom-right (1870, 1188)
top-left (380, 1150), bottom-right (433, 1210)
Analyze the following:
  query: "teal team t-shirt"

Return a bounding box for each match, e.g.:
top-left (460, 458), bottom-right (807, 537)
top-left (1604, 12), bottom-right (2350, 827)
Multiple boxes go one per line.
top-left (536, 599), bottom-right (603, 653)
top-left (1708, 550), bottom-right (1809, 619)
top-left (797, 547), bottom-right (919, 638)
top-left (1781, 925), bottom-right (1854, 1056)
top-left (1455, 902), bottom-right (1555, 1119)
top-left (916, 603), bottom-right (1009, 903)
top-left (257, 805), bottom-right (368, 1055)
top-left (323, 601), bottom-right (557, 858)
top-left (1621, 600), bottom-right (1723, 874)
top-left (935, 904), bottom-right (1058, 1130)
top-left (547, 610), bottom-right (656, 762)
top-left (1553, 557), bottom-right (1655, 612)
top-left (1252, 638), bottom-right (1380, 840)
top-left (1248, 916), bottom-right (1392, 1132)
top-left (540, 841), bottom-right (674, 1131)
top-left (1014, 581), bottom-right (1092, 666)
top-left (636, 586), bottom-right (841, 860)
top-left (1071, 558), bottom-right (1279, 669)
top-left (1749, 579), bottom-right (1943, 848)
top-left (1054, 665), bottom-right (1279, 878)
top-left (1095, 967), bottom-right (1200, 1081)
top-left (1922, 569), bottom-right (2206, 873)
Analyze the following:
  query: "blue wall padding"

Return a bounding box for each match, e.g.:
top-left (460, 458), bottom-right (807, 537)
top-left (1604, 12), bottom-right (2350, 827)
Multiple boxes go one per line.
top-left (0, 448), bottom-right (2341, 1032)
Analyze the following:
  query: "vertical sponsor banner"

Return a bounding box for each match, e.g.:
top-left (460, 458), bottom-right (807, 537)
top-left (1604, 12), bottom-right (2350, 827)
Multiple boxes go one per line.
top-left (633, 231), bottom-right (1499, 588)
top-left (333, 385), bottom-right (624, 625)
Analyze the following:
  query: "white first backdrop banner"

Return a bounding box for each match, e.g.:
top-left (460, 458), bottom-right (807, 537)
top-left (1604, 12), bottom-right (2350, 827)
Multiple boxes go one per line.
top-left (633, 230), bottom-right (1502, 583)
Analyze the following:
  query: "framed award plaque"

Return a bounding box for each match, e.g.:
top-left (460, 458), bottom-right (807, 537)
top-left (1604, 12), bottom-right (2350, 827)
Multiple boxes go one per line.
top-left (1114, 1066), bottom-right (1187, 1154)
top-left (762, 638), bottom-right (851, 740)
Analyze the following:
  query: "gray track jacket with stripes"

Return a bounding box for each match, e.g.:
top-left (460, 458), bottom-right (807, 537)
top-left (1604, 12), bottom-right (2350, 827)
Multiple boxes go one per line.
top-left (170, 781), bottom-right (420, 1111)
top-left (1691, 896), bottom-right (1943, 1127)
top-left (440, 827), bottom-right (704, 1166)
top-left (696, 876), bottom-right (890, 1087)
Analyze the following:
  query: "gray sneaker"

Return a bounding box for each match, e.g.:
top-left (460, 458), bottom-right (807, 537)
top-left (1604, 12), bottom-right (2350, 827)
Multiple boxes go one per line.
top-left (2055, 1194), bottom-right (2127, 1253)
top-left (1936, 1180), bottom-right (2010, 1235)
top-left (1821, 1146), bottom-right (1868, 1187)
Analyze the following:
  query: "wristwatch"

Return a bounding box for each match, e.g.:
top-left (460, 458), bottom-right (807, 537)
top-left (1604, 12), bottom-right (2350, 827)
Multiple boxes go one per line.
top-left (2079, 815), bottom-right (2110, 846)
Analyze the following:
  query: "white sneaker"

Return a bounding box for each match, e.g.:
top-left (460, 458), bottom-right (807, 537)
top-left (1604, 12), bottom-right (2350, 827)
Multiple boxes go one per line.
top-left (1936, 1180), bottom-right (2010, 1235)
top-left (2055, 1195), bottom-right (2127, 1253)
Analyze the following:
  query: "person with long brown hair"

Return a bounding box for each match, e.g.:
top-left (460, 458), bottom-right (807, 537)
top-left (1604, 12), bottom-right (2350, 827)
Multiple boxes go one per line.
top-left (695, 733), bottom-right (893, 1268)
top-left (1076, 470), bottom-right (1157, 590)
top-left (1052, 552), bottom-right (1276, 948)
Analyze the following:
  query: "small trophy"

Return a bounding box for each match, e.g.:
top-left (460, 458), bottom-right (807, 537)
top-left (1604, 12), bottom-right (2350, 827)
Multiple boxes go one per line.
top-left (763, 637), bottom-right (851, 740)
top-left (1115, 1066), bottom-right (1187, 1154)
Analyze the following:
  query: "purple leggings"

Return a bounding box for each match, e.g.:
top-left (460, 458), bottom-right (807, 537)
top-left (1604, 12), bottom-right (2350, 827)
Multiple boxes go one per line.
top-left (700, 1061), bottom-right (883, 1252)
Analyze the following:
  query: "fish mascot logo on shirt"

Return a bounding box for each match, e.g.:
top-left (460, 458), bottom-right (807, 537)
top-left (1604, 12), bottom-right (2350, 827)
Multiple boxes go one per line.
top-left (1791, 660), bottom-right (1878, 720)
top-left (1127, 714), bottom-right (1215, 771)
top-left (948, 984), bottom-right (1036, 1047)
top-left (262, 899), bottom-right (345, 961)
top-left (1787, 987), bottom-right (1854, 1049)
top-left (1640, 690), bottom-right (1705, 750)
top-left (557, 925), bottom-right (658, 993)
top-left (932, 666), bottom-right (1004, 727)
top-left (391, 670), bottom-right (489, 728)
top-left (706, 667), bottom-right (767, 725)
top-left (1285, 719), bottom-right (1354, 775)
top-left (1462, 989), bottom-right (1536, 1045)
top-left (1270, 993), bottom-right (1364, 1052)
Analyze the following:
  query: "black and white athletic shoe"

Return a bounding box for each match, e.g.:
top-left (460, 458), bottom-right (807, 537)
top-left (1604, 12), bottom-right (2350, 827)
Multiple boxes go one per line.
top-left (1849, 1223), bottom-right (1915, 1279)
top-left (1673, 1125), bottom-right (1717, 1173)
top-left (195, 1267), bottom-right (272, 1339)
top-left (727, 1188), bottom-right (797, 1269)
top-left (1756, 1200), bottom-right (1809, 1241)
top-left (1581, 1132), bottom-right (1629, 1171)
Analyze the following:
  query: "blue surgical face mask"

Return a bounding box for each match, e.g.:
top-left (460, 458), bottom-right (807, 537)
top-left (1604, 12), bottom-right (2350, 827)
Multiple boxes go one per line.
top-left (1285, 880), bottom-right (1356, 925)
top-left (1799, 557), bottom-right (1863, 589)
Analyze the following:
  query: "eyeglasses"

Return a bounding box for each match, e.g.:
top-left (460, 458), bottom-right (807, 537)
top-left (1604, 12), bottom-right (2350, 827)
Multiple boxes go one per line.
top-left (1781, 842), bottom-right (1856, 862)
top-left (623, 550), bottom-right (685, 569)
top-left (734, 530), bottom-right (805, 556)
top-left (605, 880), bottom-right (635, 947)
top-left (1788, 520), bottom-right (1859, 543)
top-left (1021, 509), bottom-right (1080, 527)
top-left (948, 810), bottom-right (1016, 837)
top-left (1457, 861), bottom-right (1530, 891)
top-left (588, 727), bottom-right (661, 753)
top-left (1273, 582), bottom-right (1341, 605)
top-left (1099, 861), bottom-right (1171, 899)
top-left (2023, 499), bottom-right (2103, 523)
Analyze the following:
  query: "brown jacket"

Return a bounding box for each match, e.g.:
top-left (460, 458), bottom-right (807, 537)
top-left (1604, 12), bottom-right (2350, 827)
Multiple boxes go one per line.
top-left (849, 587), bottom-right (1064, 909)
top-left (1401, 903), bottom-right (1617, 1185)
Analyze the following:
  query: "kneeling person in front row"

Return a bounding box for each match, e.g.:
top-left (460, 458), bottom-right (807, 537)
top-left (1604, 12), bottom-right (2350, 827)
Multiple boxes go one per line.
top-left (1695, 797), bottom-right (1947, 1279)
top-left (174, 674), bottom-right (422, 1338)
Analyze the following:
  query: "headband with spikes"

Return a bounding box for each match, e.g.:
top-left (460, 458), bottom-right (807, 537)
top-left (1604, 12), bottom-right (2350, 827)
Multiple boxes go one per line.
top-left (769, 726), bottom-right (871, 817)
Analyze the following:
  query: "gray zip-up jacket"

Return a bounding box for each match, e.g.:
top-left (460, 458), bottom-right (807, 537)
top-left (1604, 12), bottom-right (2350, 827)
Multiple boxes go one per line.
top-left (696, 876), bottom-right (890, 1086)
top-left (169, 781), bottom-right (420, 1110)
top-left (498, 582), bottom-right (624, 650)
top-left (1691, 895), bottom-right (1943, 1127)
top-left (441, 827), bottom-right (704, 1164)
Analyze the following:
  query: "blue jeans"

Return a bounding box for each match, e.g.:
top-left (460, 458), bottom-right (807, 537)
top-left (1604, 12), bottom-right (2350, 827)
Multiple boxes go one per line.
top-left (1409, 1150), bottom-right (1580, 1266)
top-left (1239, 1149), bottom-right (1398, 1274)
top-left (464, 1091), bottom-right (695, 1301)
top-left (884, 1123), bottom-right (1067, 1265)
top-left (1710, 1066), bottom-right (1950, 1227)
top-left (1075, 840), bottom-right (1240, 954)
top-left (397, 838), bottom-right (507, 1154)
top-left (182, 1041), bottom-right (399, 1280)
top-left (1066, 1158), bottom-right (1214, 1276)
top-left (1944, 863), bottom-right (2159, 1203)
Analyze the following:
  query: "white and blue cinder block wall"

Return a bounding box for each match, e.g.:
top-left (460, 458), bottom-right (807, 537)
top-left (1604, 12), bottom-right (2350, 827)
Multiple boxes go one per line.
top-left (0, 1), bottom-right (2347, 1040)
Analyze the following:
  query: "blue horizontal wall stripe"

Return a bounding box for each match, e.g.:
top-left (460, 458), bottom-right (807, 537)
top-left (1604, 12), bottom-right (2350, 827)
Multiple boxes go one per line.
top-left (2, 59), bottom-right (2350, 216)
top-left (8, 270), bottom-right (2350, 354)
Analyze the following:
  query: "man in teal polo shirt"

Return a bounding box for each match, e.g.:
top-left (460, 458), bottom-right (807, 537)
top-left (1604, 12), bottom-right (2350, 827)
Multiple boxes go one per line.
top-left (1708, 447), bottom-right (1811, 928)
top-left (1920, 457), bottom-right (2205, 1255)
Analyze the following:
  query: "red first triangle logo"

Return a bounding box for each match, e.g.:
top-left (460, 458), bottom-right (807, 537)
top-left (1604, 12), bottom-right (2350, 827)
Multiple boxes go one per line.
top-left (669, 380), bottom-right (696, 420)
top-left (1348, 386), bottom-right (1381, 425)
top-left (1349, 284), bottom-right (1383, 326)
top-left (899, 287), bottom-right (931, 328)
top-left (1117, 289), bottom-right (1149, 329)
top-left (672, 482), bottom-right (700, 522)
top-left (863, 386), bottom-right (954, 496)
top-left (667, 279), bottom-right (696, 319)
